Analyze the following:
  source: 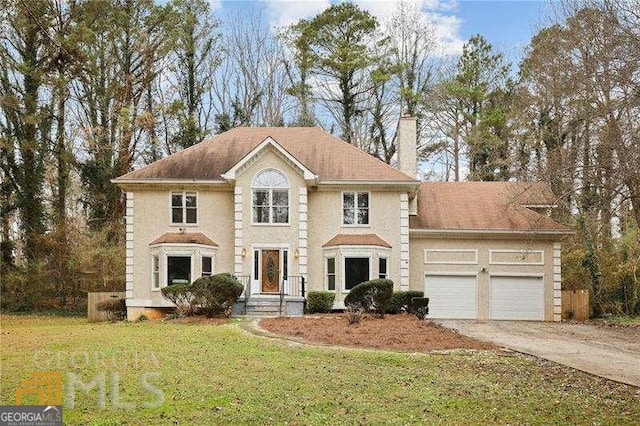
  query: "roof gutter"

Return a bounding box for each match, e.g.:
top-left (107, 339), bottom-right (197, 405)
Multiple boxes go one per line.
top-left (318, 180), bottom-right (420, 186)
top-left (111, 178), bottom-right (228, 185)
top-left (409, 228), bottom-right (574, 236)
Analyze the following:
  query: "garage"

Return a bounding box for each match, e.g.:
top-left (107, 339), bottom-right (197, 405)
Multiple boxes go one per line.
top-left (490, 275), bottom-right (544, 320)
top-left (425, 274), bottom-right (478, 319)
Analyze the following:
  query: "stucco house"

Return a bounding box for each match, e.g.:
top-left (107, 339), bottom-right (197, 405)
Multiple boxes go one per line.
top-left (114, 116), bottom-right (571, 321)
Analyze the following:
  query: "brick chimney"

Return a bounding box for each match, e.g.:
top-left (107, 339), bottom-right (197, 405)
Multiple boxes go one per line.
top-left (397, 114), bottom-right (417, 179)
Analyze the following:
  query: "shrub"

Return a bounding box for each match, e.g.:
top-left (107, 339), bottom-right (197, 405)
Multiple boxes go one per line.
top-left (386, 291), bottom-right (425, 314)
top-left (411, 297), bottom-right (430, 320)
top-left (344, 279), bottom-right (393, 318)
top-left (192, 273), bottom-right (244, 318)
top-left (306, 291), bottom-right (335, 313)
top-left (345, 305), bottom-right (364, 325)
top-left (96, 298), bottom-right (126, 321)
top-left (161, 284), bottom-right (197, 317)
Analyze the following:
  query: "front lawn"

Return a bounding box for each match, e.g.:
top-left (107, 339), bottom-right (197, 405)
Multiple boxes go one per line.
top-left (1, 315), bottom-right (638, 425)
top-left (594, 315), bottom-right (640, 327)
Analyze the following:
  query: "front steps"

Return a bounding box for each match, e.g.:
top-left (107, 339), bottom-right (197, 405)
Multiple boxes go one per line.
top-left (234, 295), bottom-right (306, 317)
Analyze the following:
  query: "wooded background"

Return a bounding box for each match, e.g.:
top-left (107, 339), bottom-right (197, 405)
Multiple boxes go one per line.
top-left (1, 0), bottom-right (639, 316)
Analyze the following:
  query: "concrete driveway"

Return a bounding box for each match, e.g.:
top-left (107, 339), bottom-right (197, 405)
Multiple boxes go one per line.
top-left (438, 320), bottom-right (640, 387)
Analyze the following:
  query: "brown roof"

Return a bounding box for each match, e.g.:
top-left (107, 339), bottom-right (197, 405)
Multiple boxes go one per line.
top-left (323, 234), bottom-right (392, 248)
top-left (116, 127), bottom-right (414, 182)
top-left (410, 182), bottom-right (569, 232)
top-left (150, 232), bottom-right (218, 246)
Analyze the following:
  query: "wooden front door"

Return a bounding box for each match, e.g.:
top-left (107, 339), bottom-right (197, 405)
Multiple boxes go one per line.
top-left (261, 250), bottom-right (280, 293)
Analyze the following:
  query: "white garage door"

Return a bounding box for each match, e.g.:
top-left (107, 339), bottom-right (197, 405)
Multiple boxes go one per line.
top-left (425, 275), bottom-right (478, 319)
top-left (490, 275), bottom-right (544, 320)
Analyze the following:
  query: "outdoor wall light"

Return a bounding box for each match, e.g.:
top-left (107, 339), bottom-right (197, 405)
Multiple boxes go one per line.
top-left (293, 248), bottom-right (299, 259)
top-left (241, 248), bottom-right (247, 257)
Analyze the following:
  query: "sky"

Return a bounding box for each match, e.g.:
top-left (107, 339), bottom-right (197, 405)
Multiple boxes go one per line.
top-left (212, 0), bottom-right (553, 66)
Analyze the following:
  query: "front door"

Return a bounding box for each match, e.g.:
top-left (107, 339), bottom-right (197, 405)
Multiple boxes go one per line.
top-left (261, 250), bottom-right (280, 293)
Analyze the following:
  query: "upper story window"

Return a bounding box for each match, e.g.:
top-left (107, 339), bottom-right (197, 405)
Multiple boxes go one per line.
top-left (171, 192), bottom-right (197, 225)
top-left (343, 192), bottom-right (369, 225)
top-left (252, 169), bottom-right (289, 224)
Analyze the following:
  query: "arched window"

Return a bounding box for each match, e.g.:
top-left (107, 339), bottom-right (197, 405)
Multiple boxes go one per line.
top-left (252, 169), bottom-right (289, 224)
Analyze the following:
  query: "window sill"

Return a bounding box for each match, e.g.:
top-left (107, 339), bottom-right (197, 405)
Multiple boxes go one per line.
top-left (169, 223), bottom-right (199, 227)
top-left (251, 223), bottom-right (291, 227)
top-left (341, 224), bottom-right (371, 228)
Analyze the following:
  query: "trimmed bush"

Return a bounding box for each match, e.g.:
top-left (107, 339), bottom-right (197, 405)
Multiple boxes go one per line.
top-left (411, 297), bottom-right (430, 320)
top-left (306, 291), bottom-right (335, 314)
top-left (387, 291), bottom-right (425, 314)
top-left (96, 298), bottom-right (126, 321)
top-left (161, 284), bottom-right (197, 317)
top-left (192, 273), bottom-right (244, 318)
top-left (344, 279), bottom-right (393, 318)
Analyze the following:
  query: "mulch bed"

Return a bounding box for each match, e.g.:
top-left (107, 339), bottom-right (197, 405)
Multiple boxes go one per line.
top-left (260, 313), bottom-right (498, 352)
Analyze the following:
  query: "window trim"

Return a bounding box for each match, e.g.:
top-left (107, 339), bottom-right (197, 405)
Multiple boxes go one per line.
top-left (252, 169), bottom-right (290, 226)
top-left (149, 244), bottom-right (217, 291)
top-left (151, 254), bottom-right (160, 289)
top-left (341, 191), bottom-right (371, 227)
top-left (325, 256), bottom-right (336, 292)
top-left (165, 252), bottom-right (194, 287)
top-left (169, 191), bottom-right (199, 226)
top-left (378, 256), bottom-right (388, 279)
top-left (201, 252), bottom-right (215, 277)
top-left (342, 254), bottom-right (373, 293)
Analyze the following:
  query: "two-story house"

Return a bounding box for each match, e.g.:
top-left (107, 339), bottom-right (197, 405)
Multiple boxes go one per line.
top-left (114, 116), bottom-right (571, 321)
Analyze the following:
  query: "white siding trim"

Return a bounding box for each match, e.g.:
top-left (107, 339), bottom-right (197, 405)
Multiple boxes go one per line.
top-left (125, 192), bottom-right (134, 301)
top-left (488, 249), bottom-right (545, 265)
top-left (424, 249), bottom-right (479, 265)
top-left (553, 242), bottom-right (562, 322)
top-left (234, 186), bottom-right (243, 275)
top-left (400, 193), bottom-right (410, 290)
top-left (298, 187), bottom-right (308, 275)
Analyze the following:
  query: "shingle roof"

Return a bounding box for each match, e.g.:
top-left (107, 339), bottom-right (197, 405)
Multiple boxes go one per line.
top-left (149, 232), bottom-right (218, 246)
top-left (323, 234), bottom-right (392, 248)
top-left (409, 182), bottom-right (569, 232)
top-left (116, 127), bottom-right (414, 182)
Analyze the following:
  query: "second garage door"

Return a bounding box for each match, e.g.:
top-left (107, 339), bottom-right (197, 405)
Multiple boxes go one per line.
top-left (490, 275), bottom-right (544, 320)
top-left (425, 274), bottom-right (478, 319)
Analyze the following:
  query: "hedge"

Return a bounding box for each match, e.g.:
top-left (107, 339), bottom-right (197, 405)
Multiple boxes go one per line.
top-left (411, 297), bottom-right (430, 320)
top-left (161, 284), bottom-right (197, 317)
top-left (191, 273), bottom-right (244, 317)
top-left (95, 298), bottom-right (126, 321)
top-left (386, 291), bottom-right (425, 314)
top-left (306, 291), bottom-right (335, 313)
top-left (344, 279), bottom-right (393, 318)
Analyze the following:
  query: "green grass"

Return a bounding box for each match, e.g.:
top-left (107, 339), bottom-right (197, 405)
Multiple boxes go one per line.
top-left (1, 315), bottom-right (638, 425)
top-left (598, 315), bottom-right (640, 325)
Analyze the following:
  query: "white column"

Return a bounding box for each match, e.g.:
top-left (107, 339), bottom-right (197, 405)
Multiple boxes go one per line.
top-left (400, 193), bottom-right (410, 291)
top-left (298, 187), bottom-right (308, 277)
top-left (125, 192), bottom-right (134, 300)
top-left (553, 242), bottom-right (562, 322)
top-left (234, 187), bottom-right (243, 276)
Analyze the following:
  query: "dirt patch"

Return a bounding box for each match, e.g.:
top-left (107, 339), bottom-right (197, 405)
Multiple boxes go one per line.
top-left (260, 313), bottom-right (497, 352)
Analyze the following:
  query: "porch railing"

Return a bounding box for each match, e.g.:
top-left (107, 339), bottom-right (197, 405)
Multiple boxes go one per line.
top-left (280, 276), bottom-right (306, 316)
top-left (234, 275), bottom-right (251, 304)
top-left (283, 275), bottom-right (305, 298)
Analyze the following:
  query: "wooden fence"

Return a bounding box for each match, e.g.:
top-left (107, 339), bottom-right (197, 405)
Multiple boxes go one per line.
top-left (561, 289), bottom-right (590, 321)
top-left (87, 292), bottom-right (125, 322)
